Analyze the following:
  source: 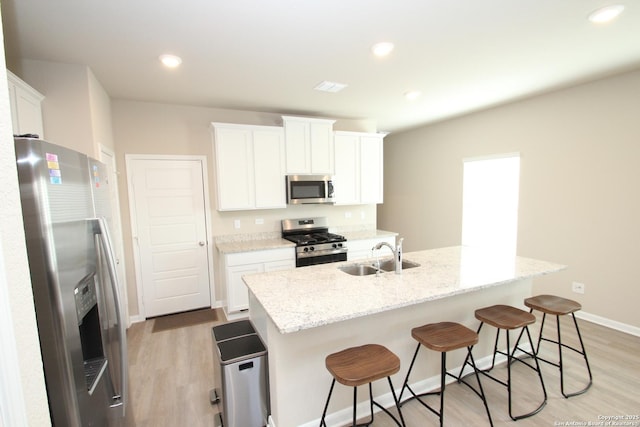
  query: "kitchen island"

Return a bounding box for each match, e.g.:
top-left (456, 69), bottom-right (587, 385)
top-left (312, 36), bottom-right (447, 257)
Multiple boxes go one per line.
top-left (244, 246), bottom-right (565, 427)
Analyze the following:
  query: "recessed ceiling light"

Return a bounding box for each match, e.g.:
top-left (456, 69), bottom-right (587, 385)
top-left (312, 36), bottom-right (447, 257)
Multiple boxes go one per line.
top-left (314, 81), bottom-right (348, 93)
top-left (371, 42), bottom-right (395, 57)
top-left (159, 54), bottom-right (182, 68)
top-left (588, 4), bottom-right (625, 23)
top-left (404, 90), bottom-right (422, 101)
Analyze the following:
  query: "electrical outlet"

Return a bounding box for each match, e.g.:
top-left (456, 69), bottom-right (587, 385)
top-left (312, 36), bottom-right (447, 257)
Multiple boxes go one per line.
top-left (233, 219), bottom-right (241, 229)
top-left (345, 212), bottom-right (352, 219)
top-left (255, 218), bottom-right (264, 225)
top-left (572, 282), bottom-right (585, 294)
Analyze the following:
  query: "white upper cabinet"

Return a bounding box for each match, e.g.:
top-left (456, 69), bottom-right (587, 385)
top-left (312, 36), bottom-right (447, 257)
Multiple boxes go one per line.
top-left (283, 116), bottom-right (335, 174)
top-left (7, 70), bottom-right (44, 138)
top-left (359, 134), bottom-right (384, 204)
top-left (333, 132), bottom-right (360, 205)
top-left (334, 131), bottom-right (384, 205)
top-left (212, 123), bottom-right (286, 211)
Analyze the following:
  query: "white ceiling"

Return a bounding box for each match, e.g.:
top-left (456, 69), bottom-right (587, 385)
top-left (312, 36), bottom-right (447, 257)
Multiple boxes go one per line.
top-left (3, 0), bottom-right (640, 132)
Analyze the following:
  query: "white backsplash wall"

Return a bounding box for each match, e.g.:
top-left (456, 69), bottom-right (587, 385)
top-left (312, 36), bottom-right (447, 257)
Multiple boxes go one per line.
top-left (215, 204), bottom-right (378, 237)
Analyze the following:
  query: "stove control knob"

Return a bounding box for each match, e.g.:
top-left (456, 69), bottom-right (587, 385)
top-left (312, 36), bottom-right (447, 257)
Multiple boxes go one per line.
top-left (332, 243), bottom-right (342, 249)
top-left (303, 247), bottom-right (309, 252)
top-left (310, 246), bottom-right (315, 252)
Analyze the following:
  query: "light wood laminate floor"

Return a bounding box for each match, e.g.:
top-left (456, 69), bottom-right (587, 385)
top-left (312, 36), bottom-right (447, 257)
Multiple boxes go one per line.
top-left (127, 310), bottom-right (640, 426)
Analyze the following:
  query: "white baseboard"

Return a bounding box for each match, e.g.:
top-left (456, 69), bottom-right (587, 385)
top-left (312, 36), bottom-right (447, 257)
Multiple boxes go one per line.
top-left (223, 309), bottom-right (250, 321)
top-left (129, 314), bottom-right (145, 324)
top-left (576, 310), bottom-right (640, 337)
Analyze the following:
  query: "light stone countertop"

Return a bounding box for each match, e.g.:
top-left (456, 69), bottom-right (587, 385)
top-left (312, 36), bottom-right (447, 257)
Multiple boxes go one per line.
top-left (243, 246), bottom-right (566, 334)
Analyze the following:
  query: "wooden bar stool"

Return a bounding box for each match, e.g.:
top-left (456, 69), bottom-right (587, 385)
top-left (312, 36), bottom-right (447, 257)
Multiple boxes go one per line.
top-left (523, 295), bottom-right (593, 398)
top-left (460, 304), bottom-right (547, 421)
top-left (319, 344), bottom-right (406, 427)
top-left (399, 322), bottom-right (493, 427)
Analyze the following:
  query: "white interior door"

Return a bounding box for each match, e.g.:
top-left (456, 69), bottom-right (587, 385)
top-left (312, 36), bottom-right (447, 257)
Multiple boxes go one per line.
top-left (128, 157), bottom-right (211, 318)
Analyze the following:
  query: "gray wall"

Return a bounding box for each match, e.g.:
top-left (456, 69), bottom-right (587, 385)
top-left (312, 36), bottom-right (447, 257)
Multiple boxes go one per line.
top-left (379, 68), bottom-right (640, 329)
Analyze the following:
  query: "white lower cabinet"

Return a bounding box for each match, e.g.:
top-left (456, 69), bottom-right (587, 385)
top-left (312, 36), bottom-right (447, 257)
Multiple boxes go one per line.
top-left (226, 264), bottom-right (263, 314)
top-left (223, 248), bottom-right (295, 315)
top-left (347, 236), bottom-right (396, 261)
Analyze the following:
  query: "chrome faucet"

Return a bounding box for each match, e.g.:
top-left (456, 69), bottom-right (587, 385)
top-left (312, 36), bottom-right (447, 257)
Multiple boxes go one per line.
top-left (372, 237), bottom-right (404, 274)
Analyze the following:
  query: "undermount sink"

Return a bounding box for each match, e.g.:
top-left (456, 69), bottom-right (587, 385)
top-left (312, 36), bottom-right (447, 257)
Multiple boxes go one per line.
top-left (338, 264), bottom-right (379, 276)
top-left (376, 259), bottom-right (421, 272)
top-left (338, 259), bottom-right (421, 276)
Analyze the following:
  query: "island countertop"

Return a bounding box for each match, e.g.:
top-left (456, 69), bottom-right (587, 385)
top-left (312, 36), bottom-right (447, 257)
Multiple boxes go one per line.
top-left (243, 245), bottom-right (566, 334)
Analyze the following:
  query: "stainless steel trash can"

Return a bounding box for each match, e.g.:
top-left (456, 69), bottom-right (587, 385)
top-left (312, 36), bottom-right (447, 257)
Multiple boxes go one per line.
top-left (212, 320), bottom-right (269, 427)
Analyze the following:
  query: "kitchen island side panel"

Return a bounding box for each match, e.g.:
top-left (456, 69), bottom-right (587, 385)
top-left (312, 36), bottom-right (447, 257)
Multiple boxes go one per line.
top-left (250, 278), bottom-right (533, 427)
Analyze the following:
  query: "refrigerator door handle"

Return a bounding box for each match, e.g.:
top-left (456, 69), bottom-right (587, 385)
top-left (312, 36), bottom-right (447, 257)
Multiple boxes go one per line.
top-left (95, 218), bottom-right (128, 412)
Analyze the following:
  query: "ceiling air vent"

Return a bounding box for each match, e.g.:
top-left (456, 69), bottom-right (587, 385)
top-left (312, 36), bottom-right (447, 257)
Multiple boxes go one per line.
top-left (314, 81), bottom-right (348, 93)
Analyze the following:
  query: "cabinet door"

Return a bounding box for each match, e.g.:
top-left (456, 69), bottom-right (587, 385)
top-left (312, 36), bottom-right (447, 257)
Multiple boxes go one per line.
top-left (360, 135), bottom-right (384, 204)
top-left (7, 71), bottom-right (44, 137)
top-left (310, 122), bottom-right (334, 174)
top-left (253, 128), bottom-right (286, 209)
top-left (284, 120), bottom-right (310, 174)
top-left (214, 127), bottom-right (254, 210)
top-left (334, 133), bottom-right (360, 205)
top-left (227, 264), bottom-right (263, 312)
top-left (264, 259), bottom-right (296, 272)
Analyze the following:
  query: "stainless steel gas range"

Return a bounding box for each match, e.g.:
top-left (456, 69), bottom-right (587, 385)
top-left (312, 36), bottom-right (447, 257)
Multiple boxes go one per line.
top-left (282, 217), bottom-right (347, 267)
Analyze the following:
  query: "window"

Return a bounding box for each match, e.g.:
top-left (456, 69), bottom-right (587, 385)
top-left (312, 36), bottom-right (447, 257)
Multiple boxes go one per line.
top-left (462, 153), bottom-right (521, 255)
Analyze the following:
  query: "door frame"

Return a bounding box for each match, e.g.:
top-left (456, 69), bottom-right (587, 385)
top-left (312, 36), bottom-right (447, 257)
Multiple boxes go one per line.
top-left (98, 144), bottom-right (130, 327)
top-left (125, 154), bottom-right (215, 319)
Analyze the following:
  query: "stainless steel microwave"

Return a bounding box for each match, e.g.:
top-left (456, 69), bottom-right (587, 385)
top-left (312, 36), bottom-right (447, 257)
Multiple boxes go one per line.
top-left (286, 175), bottom-right (335, 205)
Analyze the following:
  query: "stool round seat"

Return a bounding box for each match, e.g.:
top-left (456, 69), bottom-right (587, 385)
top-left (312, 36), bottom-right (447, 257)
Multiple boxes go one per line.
top-left (326, 344), bottom-right (400, 387)
top-left (320, 344), bottom-right (406, 426)
top-left (400, 322), bottom-right (493, 426)
top-left (525, 294), bottom-right (581, 315)
top-left (475, 304), bottom-right (536, 329)
top-left (412, 321), bottom-right (479, 352)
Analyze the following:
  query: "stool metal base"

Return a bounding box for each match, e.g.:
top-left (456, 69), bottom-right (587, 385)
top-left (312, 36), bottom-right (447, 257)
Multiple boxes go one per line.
top-left (319, 377), bottom-right (406, 427)
top-left (529, 311), bottom-right (593, 398)
top-left (399, 343), bottom-right (493, 427)
top-left (461, 323), bottom-right (547, 421)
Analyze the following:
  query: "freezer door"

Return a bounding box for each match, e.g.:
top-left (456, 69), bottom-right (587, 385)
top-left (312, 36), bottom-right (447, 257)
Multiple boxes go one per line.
top-left (93, 218), bottom-right (128, 422)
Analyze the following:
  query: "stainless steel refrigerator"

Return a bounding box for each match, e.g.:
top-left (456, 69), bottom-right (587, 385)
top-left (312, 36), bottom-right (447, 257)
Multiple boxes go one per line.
top-left (15, 137), bottom-right (129, 427)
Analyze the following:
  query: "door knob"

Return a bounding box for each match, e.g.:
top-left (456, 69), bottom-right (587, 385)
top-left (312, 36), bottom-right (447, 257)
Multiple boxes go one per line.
top-left (199, 241), bottom-right (206, 246)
